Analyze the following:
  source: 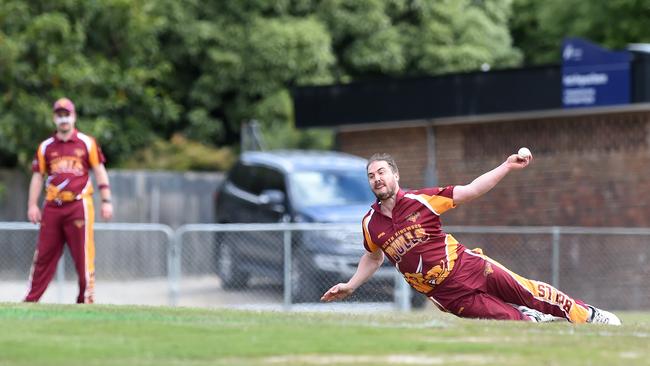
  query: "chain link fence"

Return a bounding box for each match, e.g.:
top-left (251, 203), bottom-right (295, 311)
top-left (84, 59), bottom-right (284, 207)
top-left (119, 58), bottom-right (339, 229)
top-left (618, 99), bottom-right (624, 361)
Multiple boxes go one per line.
top-left (0, 222), bottom-right (172, 305)
top-left (171, 224), bottom-right (413, 311)
top-left (446, 226), bottom-right (650, 310)
top-left (1, 222), bottom-right (649, 311)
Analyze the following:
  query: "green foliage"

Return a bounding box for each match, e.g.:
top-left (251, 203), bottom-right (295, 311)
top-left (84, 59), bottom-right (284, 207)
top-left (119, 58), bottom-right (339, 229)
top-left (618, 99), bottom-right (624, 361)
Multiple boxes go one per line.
top-left (512, 0), bottom-right (650, 65)
top-left (121, 134), bottom-right (235, 171)
top-left (402, 0), bottom-right (522, 75)
top-left (0, 0), bottom-right (521, 170)
top-left (0, 182), bottom-right (5, 204)
top-left (0, 0), bottom-right (180, 167)
top-left (317, 0), bottom-right (521, 78)
top-left (186, 14), bottom-right (335, 144)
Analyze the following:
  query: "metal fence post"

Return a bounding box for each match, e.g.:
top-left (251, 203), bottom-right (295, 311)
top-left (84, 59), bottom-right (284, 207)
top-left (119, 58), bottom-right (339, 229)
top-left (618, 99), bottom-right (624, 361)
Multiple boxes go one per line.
top-left (168, 228), bottom-right (182, 307)
top-left (282, 228), bottom-right (293, 311)
top-left (394, 271), bottom-right (411, 311)
top-left (551, 226), bottom-right (561, 289)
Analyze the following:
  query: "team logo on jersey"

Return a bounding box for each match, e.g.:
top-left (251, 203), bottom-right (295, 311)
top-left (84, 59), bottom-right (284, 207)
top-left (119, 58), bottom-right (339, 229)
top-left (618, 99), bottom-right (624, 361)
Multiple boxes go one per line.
top-left (405, 211), bottom-right (420, 223)
top-left (74, 148), bottom-right (86, 158)
top-left (50, 157), bottom-right (84, 175)
top-left (403, 259), bottom-right (450, 293)
top-left (483, 262), bottom-right (493, 277)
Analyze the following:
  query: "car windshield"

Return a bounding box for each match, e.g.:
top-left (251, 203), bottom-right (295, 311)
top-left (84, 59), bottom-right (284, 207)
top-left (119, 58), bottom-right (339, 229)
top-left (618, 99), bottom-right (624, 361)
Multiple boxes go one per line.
top-left (289, 169), bottom-right (375, 207)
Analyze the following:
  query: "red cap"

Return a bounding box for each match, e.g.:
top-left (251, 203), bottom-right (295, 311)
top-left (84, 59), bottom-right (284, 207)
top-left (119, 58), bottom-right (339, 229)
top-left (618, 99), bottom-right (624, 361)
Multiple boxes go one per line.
top-left (53, 98), bottom-right (75, 113)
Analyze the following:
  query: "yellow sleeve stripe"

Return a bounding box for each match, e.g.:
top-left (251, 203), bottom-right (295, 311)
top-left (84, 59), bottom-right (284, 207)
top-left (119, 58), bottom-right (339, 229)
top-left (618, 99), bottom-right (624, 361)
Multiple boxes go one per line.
top-left (89, 140), bottom-right (99, 167)
top-left (37, 138), bottom-right (54, 175)
top-left (37, 145), bottom-right (46, 174)
top-left (363, 210), bottom-right (379, 252)
top-left (78, 132), bottom-right (100, 167)
top-left (404, 193), bottom-right (455, 215)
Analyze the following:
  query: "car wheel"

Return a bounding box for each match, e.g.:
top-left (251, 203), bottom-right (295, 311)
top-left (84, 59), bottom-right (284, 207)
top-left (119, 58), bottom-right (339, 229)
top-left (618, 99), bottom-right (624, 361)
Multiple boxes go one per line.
top-left (218, 244), bottom-right (249, 289)
top-left (410, 290), bottom-right (428, 308)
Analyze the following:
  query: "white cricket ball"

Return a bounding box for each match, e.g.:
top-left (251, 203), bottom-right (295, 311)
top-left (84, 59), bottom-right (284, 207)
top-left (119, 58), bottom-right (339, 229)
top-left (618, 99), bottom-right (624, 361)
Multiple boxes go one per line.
top-left (517, 147), bottom-right (532, 159)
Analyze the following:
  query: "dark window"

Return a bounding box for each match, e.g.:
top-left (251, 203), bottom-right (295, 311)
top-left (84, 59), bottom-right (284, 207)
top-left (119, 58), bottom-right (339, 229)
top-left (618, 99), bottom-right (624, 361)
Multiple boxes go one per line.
top-left (251, 166), bottom-right (285, 195)
top-left (228, 163), bottom-right (256, 193)
top-left (229, 163), bottom-right (286, 196)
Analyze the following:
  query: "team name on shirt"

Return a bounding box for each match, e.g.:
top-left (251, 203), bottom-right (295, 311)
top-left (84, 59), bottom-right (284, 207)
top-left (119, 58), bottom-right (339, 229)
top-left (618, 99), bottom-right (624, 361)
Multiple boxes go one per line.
top-left (382, 223), bottom-right (431, 263)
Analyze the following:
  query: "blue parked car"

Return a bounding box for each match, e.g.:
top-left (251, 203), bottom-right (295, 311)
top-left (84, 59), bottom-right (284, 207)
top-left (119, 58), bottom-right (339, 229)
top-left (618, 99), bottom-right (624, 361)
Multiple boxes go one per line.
top-left (213, 150), bottom-right (406, 303)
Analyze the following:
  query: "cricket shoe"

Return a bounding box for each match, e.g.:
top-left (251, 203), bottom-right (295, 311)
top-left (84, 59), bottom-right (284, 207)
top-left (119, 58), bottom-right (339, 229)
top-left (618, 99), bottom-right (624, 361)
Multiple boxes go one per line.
top-left (587, 305), bottom-right (622, 326)
top-left (517, 305), bottom-right (562, 323)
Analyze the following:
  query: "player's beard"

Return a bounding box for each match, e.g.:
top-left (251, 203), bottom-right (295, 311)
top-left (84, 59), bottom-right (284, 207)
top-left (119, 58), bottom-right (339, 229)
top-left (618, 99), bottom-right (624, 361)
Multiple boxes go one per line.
top-left (373, 181), bottom-right (396, 201)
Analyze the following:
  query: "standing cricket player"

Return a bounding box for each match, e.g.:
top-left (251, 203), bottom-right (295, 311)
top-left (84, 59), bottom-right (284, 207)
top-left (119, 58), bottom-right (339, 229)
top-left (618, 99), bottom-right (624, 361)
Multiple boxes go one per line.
top-left (321, 152), bottom-right (621, 325)
top-left (24, 97), bottom-right (113, 304)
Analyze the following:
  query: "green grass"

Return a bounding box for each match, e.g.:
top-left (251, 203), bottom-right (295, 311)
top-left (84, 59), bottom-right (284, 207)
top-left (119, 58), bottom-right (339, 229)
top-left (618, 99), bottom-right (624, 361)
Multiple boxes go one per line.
top-left (1, 303), bottom-right (649, 366)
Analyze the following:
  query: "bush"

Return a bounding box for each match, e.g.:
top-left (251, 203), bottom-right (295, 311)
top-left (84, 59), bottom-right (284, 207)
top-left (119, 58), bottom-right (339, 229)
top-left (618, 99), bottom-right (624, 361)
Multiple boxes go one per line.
top-left (120, 134), bottom-right (235, 172)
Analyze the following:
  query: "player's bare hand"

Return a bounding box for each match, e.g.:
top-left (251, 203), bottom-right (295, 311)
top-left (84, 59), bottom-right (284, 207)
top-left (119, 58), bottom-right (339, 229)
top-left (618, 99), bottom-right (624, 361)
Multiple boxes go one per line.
top-left (27, 205), bottom-right (41, 224)
top-left (506, 153), bottom-right (532, 170)
top-left (101, 202), bottom-right (113, 220)
top-left (321, 283), bottom-right (355, 302)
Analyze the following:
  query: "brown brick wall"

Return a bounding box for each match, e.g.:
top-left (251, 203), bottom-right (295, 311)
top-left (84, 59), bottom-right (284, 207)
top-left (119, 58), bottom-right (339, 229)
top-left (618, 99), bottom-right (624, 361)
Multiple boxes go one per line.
top-left (337, 126), bottom-right (430, 188)
top-left (337, 110), bottom-right (650, 227)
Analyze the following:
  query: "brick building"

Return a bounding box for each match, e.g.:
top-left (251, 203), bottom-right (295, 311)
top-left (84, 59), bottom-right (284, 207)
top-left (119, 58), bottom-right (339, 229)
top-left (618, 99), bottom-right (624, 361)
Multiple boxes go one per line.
top-left (293, 55), bottom-right (650, 227)
top-left (336, 106), bottom-right (650, 227)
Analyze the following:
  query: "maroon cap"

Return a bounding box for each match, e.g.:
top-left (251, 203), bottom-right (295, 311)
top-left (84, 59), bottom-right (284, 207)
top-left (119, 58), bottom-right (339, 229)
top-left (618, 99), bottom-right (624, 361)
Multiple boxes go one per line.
top-left (53, 98), bottom-right (75, 113)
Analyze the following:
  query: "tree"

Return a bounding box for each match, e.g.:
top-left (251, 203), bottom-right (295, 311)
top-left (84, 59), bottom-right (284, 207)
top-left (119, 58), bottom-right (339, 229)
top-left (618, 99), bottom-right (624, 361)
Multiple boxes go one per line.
top-left (0, 0), bottom-right (522, 169)
top-left (182, 12), bottom-right (335, 147)
top-left (317, 0), bottom-right (521, 79)
top-left (0, 0), bottom-right (180, 167)
top-left (511, 0), bottom-right (650, 65)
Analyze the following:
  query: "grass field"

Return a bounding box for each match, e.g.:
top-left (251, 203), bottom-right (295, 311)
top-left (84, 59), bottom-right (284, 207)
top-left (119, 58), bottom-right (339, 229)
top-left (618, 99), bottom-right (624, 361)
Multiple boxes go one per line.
top-left (1, 303), bottom-right (649, 366)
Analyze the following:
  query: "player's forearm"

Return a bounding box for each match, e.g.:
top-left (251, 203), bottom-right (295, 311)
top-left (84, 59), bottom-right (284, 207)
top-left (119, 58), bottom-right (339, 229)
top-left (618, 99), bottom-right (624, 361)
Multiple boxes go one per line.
top-left (454, 162), bottom-right (511, 204)
top-left (347, 251), bottom-right (384, 290)
top-left (93, 165), bottom-right (112, 201)
top-left (27, 173), bottom-right (43, 207)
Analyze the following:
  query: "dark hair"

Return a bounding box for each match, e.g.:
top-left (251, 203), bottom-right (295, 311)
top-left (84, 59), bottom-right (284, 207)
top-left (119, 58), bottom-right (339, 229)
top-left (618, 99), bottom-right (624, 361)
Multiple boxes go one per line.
top-left (367, 153), bottom-right (398, 173)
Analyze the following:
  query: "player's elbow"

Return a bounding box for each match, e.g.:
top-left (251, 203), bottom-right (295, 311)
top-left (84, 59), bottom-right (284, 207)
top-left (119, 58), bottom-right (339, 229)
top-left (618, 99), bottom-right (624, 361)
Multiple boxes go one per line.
top-left (454, 185), bottom-right (479, 204)
top-left (364, 251), bottom-right (383, 266)
top-left (372, 252), bottom-right (385, 268)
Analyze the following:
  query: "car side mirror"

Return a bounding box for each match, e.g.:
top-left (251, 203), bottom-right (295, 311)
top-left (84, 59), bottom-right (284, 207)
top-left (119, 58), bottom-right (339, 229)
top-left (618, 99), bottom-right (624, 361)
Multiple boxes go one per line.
top-left (259, 189), bottom-right (286, 213)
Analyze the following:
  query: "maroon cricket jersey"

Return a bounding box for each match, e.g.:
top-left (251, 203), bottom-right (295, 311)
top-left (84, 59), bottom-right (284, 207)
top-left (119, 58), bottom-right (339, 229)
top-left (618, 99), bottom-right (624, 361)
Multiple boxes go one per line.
top-left (362, 187), bottom-right (464, 295)
top-left (32, 129), bottom-right (106, 206)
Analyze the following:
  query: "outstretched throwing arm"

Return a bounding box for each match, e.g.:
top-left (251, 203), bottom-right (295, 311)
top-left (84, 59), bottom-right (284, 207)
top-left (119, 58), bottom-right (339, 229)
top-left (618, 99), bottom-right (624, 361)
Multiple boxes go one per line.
top-left (453, 151), bottom-right (532, 205)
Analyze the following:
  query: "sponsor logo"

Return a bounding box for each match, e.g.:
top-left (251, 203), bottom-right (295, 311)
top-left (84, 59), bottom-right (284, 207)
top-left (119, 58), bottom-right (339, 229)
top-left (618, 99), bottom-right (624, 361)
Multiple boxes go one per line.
top-left (563, 73), bottom-right (608, 87)
top-left (405, 211), bottom-right (420, 223)
top-left (377, 232), bottom-right (385, 238)
top-left (73, 219), bottom-right (85, 228)
top-left (562, 43), bottom-right (583, 61)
